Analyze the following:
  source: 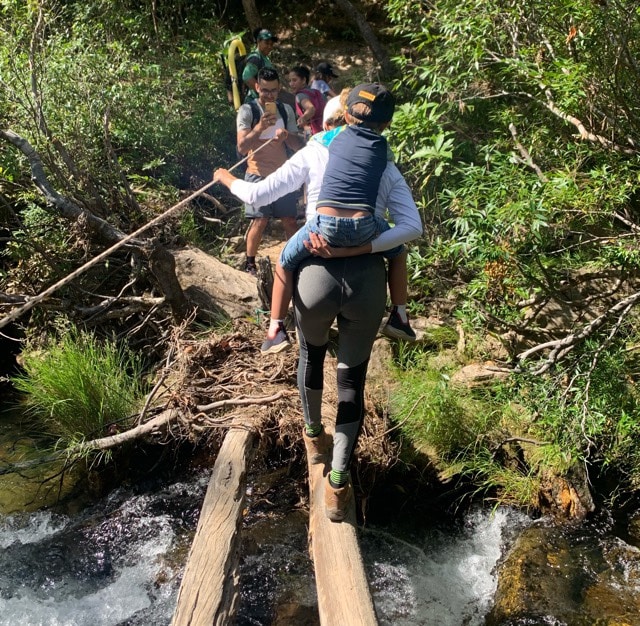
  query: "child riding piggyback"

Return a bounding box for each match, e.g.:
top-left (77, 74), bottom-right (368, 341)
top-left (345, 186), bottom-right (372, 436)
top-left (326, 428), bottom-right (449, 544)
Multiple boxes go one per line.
top-left (279, 83), bottom-right (401, 273)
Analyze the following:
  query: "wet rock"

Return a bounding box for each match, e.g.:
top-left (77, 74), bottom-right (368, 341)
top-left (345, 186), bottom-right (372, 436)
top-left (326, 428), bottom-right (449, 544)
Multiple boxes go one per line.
top-left (486, 522), bottom-right (640, 625)
top-left (536, 463), bottom-right (595, 521)
top-left (273, 602), bottom-right (319, 625)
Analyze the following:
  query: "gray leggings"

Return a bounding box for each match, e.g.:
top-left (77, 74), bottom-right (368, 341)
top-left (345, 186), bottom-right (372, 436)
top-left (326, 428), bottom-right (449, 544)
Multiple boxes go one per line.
top-left (294, 255), bottom-right (386, 473)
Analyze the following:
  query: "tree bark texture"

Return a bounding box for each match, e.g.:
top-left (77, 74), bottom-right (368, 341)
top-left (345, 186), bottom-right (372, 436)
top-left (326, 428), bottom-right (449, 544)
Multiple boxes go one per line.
top-left (171, 418), bottom-right (255, 626)
top-left (307, 436), bottom-right (379, 625)
top-left (241, 0), bottom-right (262, 33)
top-left (149, 246), bottom-right (191, 322)
top-left (256, 256), bottom-right (274, 313)
top-left (334, 0), bottom-right (395, 79)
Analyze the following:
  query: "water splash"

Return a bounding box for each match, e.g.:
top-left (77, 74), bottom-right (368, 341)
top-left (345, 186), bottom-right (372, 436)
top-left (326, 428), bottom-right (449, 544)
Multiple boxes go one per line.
top-left (0, 475), bottom-right (209, 626)
top-left (0, 470), bottom-right (539, 626)
top-left (0, 511), bottom-right (68, 549)
top-left (363, 507), bottom-right (531, 626)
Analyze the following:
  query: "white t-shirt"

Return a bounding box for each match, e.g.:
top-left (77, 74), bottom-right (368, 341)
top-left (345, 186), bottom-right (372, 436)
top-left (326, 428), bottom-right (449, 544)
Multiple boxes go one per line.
top-left (236, 100), bottom-right (298, 176)
top-left (310, 79), bottom-right (331, 97)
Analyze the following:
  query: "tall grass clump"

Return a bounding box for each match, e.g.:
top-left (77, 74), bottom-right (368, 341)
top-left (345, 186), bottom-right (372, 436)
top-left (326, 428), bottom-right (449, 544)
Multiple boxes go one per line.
top-left (390, 350), bottom-right (542, 506)
top-left (13, 330), bottom-right (146, 448)
top-left (391, 352), bottom-right (496, 458)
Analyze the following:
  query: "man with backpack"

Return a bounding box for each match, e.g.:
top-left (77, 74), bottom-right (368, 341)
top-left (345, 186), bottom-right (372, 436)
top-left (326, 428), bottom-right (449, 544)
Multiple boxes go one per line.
top-left (288, 65), bottom-right (326, 136)
top-left (241, 28), bottom-right (277, 103)
top-left (236, 67), bottom-right (304, 276)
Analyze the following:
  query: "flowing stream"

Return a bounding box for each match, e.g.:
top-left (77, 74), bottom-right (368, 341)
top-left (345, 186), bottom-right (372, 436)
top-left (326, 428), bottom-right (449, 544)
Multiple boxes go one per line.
top-left (2, 403), bottom-right (640, 625)
top-left (0, 467), bottom-right (530, 626)
top-left (362, 508), bottom-right (527, 626)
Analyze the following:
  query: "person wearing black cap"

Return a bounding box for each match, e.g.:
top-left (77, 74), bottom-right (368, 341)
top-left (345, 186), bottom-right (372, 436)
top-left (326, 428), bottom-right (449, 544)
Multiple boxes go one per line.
top-left (258, 84), bottom-right (413, 353)
top-left (311, 61), bottom-right (338, 99)
top-left (213, 87), bottom-right (422, 522)
top-left (293, 83), bottom-right (415, 522)
top-left (242, 27), bottom-right (279, 102)
top-left (258, 83), bottom-right (411, 520)
top-left (268, 83), bottom-right (399, 281)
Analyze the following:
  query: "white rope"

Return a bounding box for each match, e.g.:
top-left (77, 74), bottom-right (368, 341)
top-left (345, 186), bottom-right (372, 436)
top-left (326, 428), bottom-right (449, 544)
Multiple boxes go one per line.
top-left (0, 139), bottom-right (275, 330)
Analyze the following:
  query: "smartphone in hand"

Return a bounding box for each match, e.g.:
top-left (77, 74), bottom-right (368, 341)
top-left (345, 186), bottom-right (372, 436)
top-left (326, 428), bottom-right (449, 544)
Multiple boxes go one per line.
top-left (264, 102), bottom-right (277, 116)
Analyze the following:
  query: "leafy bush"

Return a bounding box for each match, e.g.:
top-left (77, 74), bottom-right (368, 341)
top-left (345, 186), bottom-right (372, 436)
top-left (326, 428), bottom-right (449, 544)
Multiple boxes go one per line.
top-left (0, 1), bottom-right (235, 214)
top-left (382, 1), bottom-right (640, 508)
top-left (518, 339), bottom-right (640, 493)
top-left (390, 351), bottom-right (546, 506)
top-left (390, 333), bottom-right (640, 507)
top-left (386, 0), bottom-right (640, 322)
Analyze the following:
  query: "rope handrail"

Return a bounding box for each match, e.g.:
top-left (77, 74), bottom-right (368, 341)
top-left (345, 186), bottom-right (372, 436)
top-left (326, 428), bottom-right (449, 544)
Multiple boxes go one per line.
top-left (0, 138), bottom-right (275, 331)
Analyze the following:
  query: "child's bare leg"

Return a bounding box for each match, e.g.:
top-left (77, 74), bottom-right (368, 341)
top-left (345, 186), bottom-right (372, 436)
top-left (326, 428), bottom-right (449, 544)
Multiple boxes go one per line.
top-left (266, 262), bottom-right (294, 340)
top-left (388, 251), bottom-right (408, 319)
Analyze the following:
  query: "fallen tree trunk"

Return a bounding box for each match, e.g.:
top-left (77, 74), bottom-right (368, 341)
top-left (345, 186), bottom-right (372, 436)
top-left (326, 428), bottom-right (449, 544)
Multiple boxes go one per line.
top-left (149, 246), bottom-right (192, 322)
top-left (0, 392), bottom-right (289, 476)
top-left (171, 417), bottom-right (256, 626)
top-left (0, 408), bottom-right (179, 476)
top-left (307, 435), bottom-right (379, 626)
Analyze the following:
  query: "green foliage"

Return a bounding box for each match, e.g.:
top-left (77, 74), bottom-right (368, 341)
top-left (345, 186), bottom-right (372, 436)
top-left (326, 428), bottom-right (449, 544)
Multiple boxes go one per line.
top-left (389, 350), bottom-right (543, 505)
top-left (2, 204), bottom-right (81, 289)
top-left (457, 447), bottom-right (542, 508)
top-left (12, 330), bottom-right (146, 450)
top-left (0, 0), bottom-right (235, 216)
top-left (394, 325), bottom-right (459, 369)
top-left (385, 0), bottom-right (640, 332)
top-left (518, 339), bottom-right (640, 492)
top-left (177, 207), bottom-right (235, 252)
top-left (391, 101), bottom-right (453, 182)
top-left (390, 333), bottom-right (640, 507)
top-left (391, 360), bottom-right (479, 454)
top-left (178, 209), bottom-right (205, 248)
top-left (382, 5), bottom-right (640, 513)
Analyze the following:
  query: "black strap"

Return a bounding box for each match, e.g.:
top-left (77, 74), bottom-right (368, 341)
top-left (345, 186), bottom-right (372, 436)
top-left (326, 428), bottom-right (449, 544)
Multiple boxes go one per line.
top-left (276, 101), bottom-right (288, 128)
top-left (245, 53), bottom-right (264, 69)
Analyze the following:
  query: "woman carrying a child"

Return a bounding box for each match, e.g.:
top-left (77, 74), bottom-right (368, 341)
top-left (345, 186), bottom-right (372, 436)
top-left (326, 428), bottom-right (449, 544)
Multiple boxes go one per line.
top-left (214, 85), bottom-right (422, 522)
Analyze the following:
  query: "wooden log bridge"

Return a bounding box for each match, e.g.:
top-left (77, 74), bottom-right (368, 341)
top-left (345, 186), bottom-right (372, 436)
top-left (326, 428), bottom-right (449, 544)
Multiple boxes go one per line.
top-left (171, 427), bottom-right (379, 625)
top-left (171, 417), bottom-right (255, 626)
top-left (306, 436), bottom-right (379, 625)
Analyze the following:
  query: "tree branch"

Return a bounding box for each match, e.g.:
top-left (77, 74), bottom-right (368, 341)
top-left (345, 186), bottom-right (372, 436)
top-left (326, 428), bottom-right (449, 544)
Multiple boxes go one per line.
top-left (517, 288), bottom-right (640, 373)
top-left (540, 88), bottom-right (637, 154)
top-left (508, 122), bottom-right (548, 182)
top-left (196, 390), bottom-right (290, 413)
top-left (0, 129), bottom-right (127, 244)
top-left (333, 0), bottom-right (395, 78)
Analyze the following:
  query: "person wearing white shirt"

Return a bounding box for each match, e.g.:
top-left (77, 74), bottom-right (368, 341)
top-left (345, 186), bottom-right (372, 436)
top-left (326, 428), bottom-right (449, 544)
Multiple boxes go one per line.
top-left (218, 91), bottom-right (421, 346)
top-left (215, 89), bottom-right (422, 522)
top-left (236, 67), bottom-right (304, 276)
